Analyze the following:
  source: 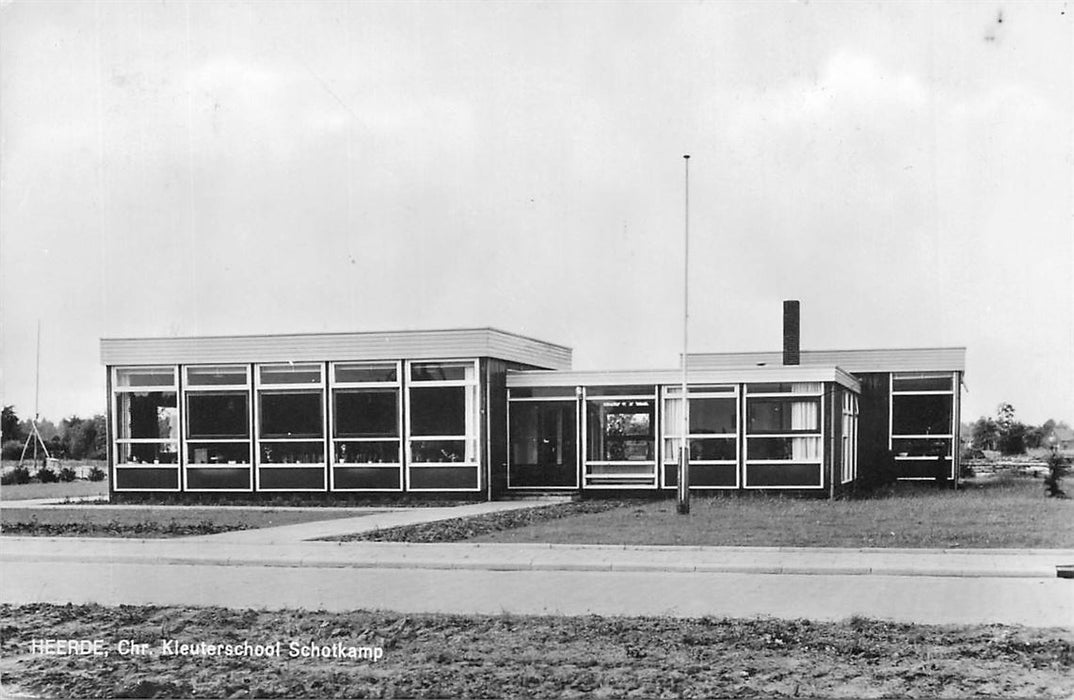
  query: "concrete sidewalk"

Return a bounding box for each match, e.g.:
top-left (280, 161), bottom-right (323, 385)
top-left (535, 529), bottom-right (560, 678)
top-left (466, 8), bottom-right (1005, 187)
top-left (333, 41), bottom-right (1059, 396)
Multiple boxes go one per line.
top-left (4, 536), bottom-right (1072, 579)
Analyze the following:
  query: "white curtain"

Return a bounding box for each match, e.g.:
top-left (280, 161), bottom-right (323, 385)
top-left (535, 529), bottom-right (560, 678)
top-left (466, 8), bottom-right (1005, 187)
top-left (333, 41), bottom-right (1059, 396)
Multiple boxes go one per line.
top-left (664, 397), bottom-right (684, 462)
top-left (791, 399), bottom-right (819, 460)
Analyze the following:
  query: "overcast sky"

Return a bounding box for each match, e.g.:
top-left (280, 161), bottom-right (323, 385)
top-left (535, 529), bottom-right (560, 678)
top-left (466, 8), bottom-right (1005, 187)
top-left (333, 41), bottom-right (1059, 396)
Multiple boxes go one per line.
top-left (1, 1), bottom-right (1071, 426)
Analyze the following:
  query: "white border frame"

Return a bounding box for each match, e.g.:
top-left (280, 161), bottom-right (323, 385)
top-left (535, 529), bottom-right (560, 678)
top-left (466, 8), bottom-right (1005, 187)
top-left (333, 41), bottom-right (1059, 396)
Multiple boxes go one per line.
top-left (111, 365), bottom-right (181, 492)
top-left (660, 385), bottom-right (740, 490)
top-left (743, 382), bottom-right (825, 490)
top-left (889, 371), bottom-right (957, 480)
top-left (254, 362), bottom-right (328, 492)
top-left (405, 358), bottom-right (482, 492)
top-left (506, 388), bottom-right (580, 491)
top-left (582, 386), bottom-right (659, 490)
top-left (328, 360), bottom-right (403, 492)
top-left (182, 364), bottom-right (253, 493)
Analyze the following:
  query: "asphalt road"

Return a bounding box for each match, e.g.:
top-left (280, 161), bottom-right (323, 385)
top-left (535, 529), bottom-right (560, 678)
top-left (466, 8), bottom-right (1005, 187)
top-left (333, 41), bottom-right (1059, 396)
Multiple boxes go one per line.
top-left (3, 558), bottom-right (1071, 627)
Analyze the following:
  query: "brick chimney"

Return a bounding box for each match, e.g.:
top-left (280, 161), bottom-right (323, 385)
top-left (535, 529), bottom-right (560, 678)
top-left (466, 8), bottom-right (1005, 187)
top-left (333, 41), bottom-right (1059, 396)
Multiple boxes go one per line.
top-left (783, 300), bottom-right (800, 366)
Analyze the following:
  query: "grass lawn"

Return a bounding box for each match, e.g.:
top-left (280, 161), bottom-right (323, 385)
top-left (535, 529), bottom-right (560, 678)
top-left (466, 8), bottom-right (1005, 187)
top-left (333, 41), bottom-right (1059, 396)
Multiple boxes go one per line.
top-left (0, 507), bottom-right (371, 537)
top-left (0, 478), bottom-right (109, 502)
top-left (466, 475), bottom-right (1074, 549)
top-left (1, 604), bottom-right (1071, 698)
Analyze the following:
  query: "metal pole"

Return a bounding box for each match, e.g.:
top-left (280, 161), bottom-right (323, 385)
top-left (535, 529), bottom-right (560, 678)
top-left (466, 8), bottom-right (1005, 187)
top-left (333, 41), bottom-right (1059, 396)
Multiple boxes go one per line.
top-left (677, 155), bottom-right (691, 515)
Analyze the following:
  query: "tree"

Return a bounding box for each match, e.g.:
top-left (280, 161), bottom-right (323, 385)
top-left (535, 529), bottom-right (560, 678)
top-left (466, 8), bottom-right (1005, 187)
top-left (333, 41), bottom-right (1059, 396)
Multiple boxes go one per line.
top-left (971, 416), bottom-right (998, 451)
top-left (995, 402), bottom-right (1027, 456)
top-left (61, 414), bottom-right (107, 460)
top-left (1, 405), bottom-right (22, 444)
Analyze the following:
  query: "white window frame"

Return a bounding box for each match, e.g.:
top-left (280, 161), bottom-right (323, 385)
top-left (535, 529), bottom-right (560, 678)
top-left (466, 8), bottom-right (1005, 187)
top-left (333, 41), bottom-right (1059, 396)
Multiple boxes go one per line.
top-left (254, 362), bottom-right (327, 492)
top-left (328, 360), bottom-right (403, 492)
top-left (182, 364), bottom-right (253, 493)
top-left (889, 371), bottom-right (956, 480)
top-left (841, 391), bottom-right (859, 484)
top-left (582, 386), bottom-right (659, 490)
top-left (405, 359), bottom-right (481, 492)
top-left (506, 388), bottom-right (580, 490)
top-left (661, 385), bottom-right (739, 490)
top-left (743, 382), bottom-right (825, 489)
top-left (111, 366), bottom-right (181, 492)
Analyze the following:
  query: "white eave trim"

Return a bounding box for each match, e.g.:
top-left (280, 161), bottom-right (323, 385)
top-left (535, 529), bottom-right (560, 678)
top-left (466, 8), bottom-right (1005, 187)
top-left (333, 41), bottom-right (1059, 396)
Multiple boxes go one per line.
top-left (507, 366), bottom-right (861, 393)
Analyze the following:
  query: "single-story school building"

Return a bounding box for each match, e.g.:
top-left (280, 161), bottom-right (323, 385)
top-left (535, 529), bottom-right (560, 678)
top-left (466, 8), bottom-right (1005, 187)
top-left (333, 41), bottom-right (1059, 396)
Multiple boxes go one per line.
top-left (100, 302), bottom-right (965, 499)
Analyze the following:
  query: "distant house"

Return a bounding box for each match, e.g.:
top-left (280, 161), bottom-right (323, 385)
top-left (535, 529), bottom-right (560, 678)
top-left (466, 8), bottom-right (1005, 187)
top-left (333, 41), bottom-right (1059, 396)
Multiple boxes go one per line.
top-left (99, 301), bottom-right (965, 500)
top-left (1052, 427), bottom-right (1074, 452)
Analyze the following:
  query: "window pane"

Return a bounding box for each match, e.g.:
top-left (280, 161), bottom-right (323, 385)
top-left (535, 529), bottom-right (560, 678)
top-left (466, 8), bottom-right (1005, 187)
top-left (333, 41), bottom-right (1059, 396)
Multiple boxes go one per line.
top-left (187, 366), bottom-right (248, 386)
top-left (892, 438), bottom-right (952, 458)
top-left (690, 397), bottom-right (736, 434)
top-left (747, 398), bottom-right (819, 433)
top-left (509, 387), bottom-right (576, 398)
top-left (117, 442), bottom-right (179, 464)
top-left (260, 364), bottom-right (322, 385)
top-left (892, 395), bottom-right (952, 435)
top-left (510, 402), bottom-right (576, 466)
top-left (188, 442), bottom-right (250, 464)
top-left (747, 382), bottom-right (821, 394)
top-left (665, 438), bottom-right (737, 462)
top-left (586, 400), bottom-right (654, 461)
top-left (334, 390), bottom-right (398, 438)
top-left (586, 386), bottom-right (653, 397)
top-left (116, 367), bottom-right (175, 388)
top-left (748, 436), bottom-right (821, 461)
top-left (410, 386), bottom-right (466, 436)
top-left (334, 363), bottom-right (397, 384)
top-left (335, 440), bottom-right (400, 464)
top-left (411, 362), bottom-right (473, 382)
top-left (116, 392), bottom-right (178, 440)
top-left (411, 439), bottom-right (470, 463)
top-left (892, 375), bottom-right (952, 392)
top-left (187, 393), bottom-right (248, 439)
top-left (260, 441), bottom-right (324, 464)
top-left (260, 392), bottom-right (323, 437)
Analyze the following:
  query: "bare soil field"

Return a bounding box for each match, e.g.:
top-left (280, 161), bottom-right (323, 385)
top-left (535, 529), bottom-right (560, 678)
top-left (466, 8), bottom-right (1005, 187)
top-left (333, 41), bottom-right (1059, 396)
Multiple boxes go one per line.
top-left (0, 507), bottom-right (368, 538)
top-left (1, 604), bottom-right (1071, 698)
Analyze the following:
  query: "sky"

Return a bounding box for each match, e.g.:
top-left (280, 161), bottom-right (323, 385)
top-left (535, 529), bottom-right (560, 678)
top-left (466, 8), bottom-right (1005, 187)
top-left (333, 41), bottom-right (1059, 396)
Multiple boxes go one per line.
top-left (1, 1), bottom-right (1071, 426)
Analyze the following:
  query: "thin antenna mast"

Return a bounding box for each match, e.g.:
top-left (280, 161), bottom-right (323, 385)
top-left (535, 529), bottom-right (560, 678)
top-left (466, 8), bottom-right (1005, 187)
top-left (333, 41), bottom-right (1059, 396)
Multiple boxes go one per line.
top-left (18, 321), bottom-right (51, 468)
top-left (677, 155), bottom-right (691, 515)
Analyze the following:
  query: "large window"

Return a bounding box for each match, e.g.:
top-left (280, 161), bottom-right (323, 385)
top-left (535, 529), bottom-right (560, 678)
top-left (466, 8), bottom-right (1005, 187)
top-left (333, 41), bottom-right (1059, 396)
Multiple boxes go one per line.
top-left (584, 387), bottom-right (657, 488)
top-left (663, 385), bottom-right (738, 489)
top-left (331, 362), bottom-right (402, 491)
top-left (256, 363), bottom-right (326, 491)
top-left (112, 367), bottom-right (179, 491)
top-left (508, 388), bottom-right (577, 489)
top-left (184, 365), bottom-right (251, 491)
top-left (406, 360), bottom-right (480, 491)
top-left (890, 372), bottom-right (955, 479)
top-left (744, 382), bottom-right (823, 488)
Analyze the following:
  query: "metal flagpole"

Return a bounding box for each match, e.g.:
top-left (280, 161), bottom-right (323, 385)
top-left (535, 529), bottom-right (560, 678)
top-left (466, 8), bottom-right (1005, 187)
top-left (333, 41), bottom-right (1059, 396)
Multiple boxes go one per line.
top-left (677, 155), bottom-right (691, 515)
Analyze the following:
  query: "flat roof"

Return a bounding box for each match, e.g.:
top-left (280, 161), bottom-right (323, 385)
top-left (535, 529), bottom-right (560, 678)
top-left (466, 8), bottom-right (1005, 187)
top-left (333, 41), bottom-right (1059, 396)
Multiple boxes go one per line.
top-left (507, 365), bottom-right (861, 392)
top-left (100, 327), bottom-right (572, 370)
top-left (686, 347), bottom-right (966, 374)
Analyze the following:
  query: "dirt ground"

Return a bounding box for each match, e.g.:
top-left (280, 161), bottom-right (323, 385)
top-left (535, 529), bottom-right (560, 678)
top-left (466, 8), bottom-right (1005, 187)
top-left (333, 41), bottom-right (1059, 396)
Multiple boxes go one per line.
top-left (2, 604), bottom-right (1071, 698)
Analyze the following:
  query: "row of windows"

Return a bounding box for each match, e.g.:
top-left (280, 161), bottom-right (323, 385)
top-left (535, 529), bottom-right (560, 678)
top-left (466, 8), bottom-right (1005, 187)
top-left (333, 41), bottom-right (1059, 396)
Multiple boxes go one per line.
top-left (889, 372), bottom-right (955, 461)
top-left (112, 361), bottom-right (479, 469)
top-left (509, 383), bottom-right (828, 489)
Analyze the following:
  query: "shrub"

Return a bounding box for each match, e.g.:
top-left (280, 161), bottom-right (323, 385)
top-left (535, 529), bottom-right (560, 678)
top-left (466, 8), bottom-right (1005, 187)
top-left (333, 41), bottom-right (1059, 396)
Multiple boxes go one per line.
top-left (87, 466), bottom-right (106, 482)
top-left (1044, 452), bottom-right (1071, 498)
top-left (58, 467), bottom-right (78, 482)
top-left (2, 439), bottom-right (24, 461)
top-left (1, 466), bottom-right (32, 485)
top-left (36, 466), bottom-right (59, 483)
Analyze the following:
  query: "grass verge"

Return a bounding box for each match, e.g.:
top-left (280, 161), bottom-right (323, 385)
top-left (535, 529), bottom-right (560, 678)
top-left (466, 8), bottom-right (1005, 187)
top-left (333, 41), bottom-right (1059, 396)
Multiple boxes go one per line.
top-left (1, 604), bottom-right (1071, 698)
top-left (331, 475), bottom-right (1074, 548)
top-left (328, 500), bottom-right (625, 543)
top-left (0, 478), bottom-right (110, 502)
top-left (0, 507), bottom-right (370, 538)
